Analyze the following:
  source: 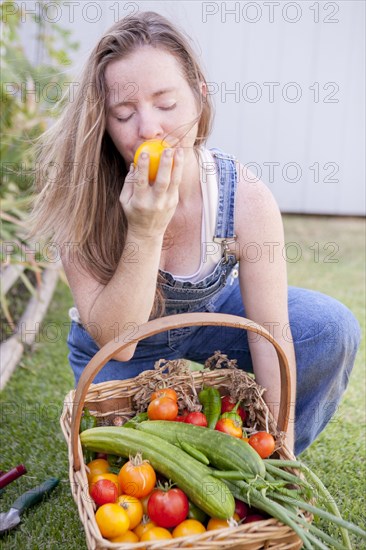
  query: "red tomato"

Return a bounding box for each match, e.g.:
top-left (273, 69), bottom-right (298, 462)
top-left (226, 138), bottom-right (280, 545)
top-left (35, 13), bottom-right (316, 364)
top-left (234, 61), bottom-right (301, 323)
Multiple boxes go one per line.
top-left (215, 418), bottom-right (243, 438)
top-left (90, 473), bottom-right (120, 495)
top-left (90, 479), bottom-right (118, 506)
top-left (221, 396), bottom-right (247, 422)
top-left (184, 412), bottom-right (208, 427)
top-left (244, 513), bottom-right (266, 523)
top-left (147, 396), bottom-right (178, 421)
top-left (148, 487), bottom-right (189, 528)
top-left (175, 416), bottom-right (187, 422)
top-left (248, 431), bottom-right (275, 458)
top-left (151, 388), bottom-right (178, 402)
top-left (96, 452), bottom-right (108, 460)
top-left (234, 499), bottom-right (249, 520)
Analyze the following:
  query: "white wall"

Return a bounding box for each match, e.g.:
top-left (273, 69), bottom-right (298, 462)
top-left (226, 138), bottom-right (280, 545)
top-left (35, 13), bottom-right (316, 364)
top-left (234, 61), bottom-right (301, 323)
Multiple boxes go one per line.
top-left (18, 0), bottom-right (365, 215)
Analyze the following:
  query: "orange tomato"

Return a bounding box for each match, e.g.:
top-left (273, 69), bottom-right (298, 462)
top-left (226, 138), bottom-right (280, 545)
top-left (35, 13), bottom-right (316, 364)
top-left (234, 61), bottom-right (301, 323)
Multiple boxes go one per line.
top-left (116, 494), bottom-right (143, 529)
top-left (133, 139), bottom-right (172, 181)
top-left (172, 519), bottom-right (206, 538)
top-left (140, 526), bottom-right (173, 541)
top-left (90, 473), bottom-right (121, 495)
top-left (147, 396), bottom-right (178, 421)
top-left (86, 458), bottom-right (109, 483)
top-left (151, 388), bottom-right (178, 402)
top-left (133, 520), bottom-right (157, 538)
top-left (95, 503), bottom-right (130, 539)
top-left (109, 530), bottom-right (139, 543)
top-left (118, 456), bottom-right (156, 498)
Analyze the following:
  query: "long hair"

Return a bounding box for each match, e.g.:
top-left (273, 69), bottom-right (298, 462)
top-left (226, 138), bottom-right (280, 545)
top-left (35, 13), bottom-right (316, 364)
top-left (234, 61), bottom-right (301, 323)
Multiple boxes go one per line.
top-left (29, 11), bottom-right (214, 317)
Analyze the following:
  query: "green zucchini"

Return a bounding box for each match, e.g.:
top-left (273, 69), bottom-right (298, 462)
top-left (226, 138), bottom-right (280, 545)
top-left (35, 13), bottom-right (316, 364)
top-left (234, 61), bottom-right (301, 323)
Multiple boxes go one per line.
top-left (80, 426), bottom-right (234, 519)
top-left (136, 420), bottom-right (265, 478)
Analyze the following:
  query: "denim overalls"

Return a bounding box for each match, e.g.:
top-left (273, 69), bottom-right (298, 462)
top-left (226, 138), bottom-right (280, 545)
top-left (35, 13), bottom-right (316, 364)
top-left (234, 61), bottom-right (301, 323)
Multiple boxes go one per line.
top-left (67, 148), bottom-right (361, 456)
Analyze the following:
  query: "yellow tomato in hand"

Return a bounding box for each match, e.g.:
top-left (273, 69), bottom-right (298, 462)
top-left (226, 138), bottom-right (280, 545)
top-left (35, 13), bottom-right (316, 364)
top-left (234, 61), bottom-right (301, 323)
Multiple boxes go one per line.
top-left (133, 139), bottom-right (172, 181)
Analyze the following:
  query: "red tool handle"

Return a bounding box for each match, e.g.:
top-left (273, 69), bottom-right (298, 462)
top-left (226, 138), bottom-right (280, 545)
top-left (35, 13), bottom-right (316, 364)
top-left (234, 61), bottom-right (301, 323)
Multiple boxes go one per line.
top-left (0, 465), bottom-right (27, 489)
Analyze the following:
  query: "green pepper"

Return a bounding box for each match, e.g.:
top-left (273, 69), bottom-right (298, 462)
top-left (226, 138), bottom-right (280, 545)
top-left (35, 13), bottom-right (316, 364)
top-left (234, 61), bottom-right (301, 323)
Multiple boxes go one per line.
top-left (83, 448), bottom-right (96, 464)
top-left (80, 408), bottom-right (98, 464)
top-left (188, 501), bottom-right (208, 524)
top-left (107, 454), bottom-right (128, 474)
top-left (79, 408), bottom-right (97, 433)
top-left (198, 387), bottom-right (222, 429)
top-left (220, 402), bottom-right (243, 427)
top-left (123, 412), bottom-right (149, 428)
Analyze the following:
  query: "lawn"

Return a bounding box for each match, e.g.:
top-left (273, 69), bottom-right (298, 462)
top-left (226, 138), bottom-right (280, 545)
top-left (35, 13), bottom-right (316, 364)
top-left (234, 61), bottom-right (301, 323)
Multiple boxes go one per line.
top-left (0, 215), bottom-right (365, 549)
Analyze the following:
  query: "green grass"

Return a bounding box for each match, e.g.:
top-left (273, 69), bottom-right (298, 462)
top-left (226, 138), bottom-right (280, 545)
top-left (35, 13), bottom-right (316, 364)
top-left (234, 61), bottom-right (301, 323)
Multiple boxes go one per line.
top-left (0, 215), bottom-right (365, 549)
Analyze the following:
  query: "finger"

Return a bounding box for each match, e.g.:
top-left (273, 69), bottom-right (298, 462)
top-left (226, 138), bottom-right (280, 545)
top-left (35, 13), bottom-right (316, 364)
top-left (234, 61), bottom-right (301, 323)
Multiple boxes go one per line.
top-left (119, 163), bottom-right (135, 203)
top-left (153, 148), bottom-right (174, 192)
top-left (133, 152), bottom-right (150, 194)
top-left (169, 147), bottom-right (184, 189)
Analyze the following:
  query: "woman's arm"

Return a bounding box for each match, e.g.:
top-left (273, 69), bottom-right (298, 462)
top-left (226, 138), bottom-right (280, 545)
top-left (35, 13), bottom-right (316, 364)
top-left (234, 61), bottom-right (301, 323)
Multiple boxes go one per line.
top-left (234, 163), bottom-right (296, 451)
top-left (62, 148), bottom-right (183, 361)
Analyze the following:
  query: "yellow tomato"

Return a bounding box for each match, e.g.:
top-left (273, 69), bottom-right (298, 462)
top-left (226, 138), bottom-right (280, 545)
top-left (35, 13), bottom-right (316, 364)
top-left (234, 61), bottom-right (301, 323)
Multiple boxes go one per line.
top-left (140, 526), bottom-right (173, 541)
top-left (86, 458), bottom-right (109, 483)
top-left (109, 530), bottom-right (139, 543)
top-left (95, 503), bottom-right (130, 539)
top-left (90, 473), bottom-right (120, 495)
top-left (133, 520), bottom-right (157, 538)
top-left (133, 139), bottom-right (172, 181)
top-left (116, 494), bottom-right (143, 529)
top-left (172, 519), bottom-right (206, 538)
top-left (207, 513), bottom-right (240, 530)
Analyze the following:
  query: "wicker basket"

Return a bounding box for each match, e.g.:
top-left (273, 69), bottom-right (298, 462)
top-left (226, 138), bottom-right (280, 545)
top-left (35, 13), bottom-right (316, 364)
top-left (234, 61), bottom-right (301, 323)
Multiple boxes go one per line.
top-left (60, 312), bottom-right (311, 550)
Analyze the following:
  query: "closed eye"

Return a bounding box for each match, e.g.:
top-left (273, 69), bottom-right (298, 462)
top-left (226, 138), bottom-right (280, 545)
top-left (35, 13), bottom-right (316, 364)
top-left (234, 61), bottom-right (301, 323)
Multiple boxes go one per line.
top-left (116, 114), bottom-right (134, 122)
top-left (159, 104), bottom-right (177, 111)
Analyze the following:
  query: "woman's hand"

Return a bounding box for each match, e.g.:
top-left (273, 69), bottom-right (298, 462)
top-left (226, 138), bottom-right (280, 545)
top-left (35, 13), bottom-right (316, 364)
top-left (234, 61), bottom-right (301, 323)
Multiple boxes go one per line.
top-left (120, 147), bottom-right (184, 239)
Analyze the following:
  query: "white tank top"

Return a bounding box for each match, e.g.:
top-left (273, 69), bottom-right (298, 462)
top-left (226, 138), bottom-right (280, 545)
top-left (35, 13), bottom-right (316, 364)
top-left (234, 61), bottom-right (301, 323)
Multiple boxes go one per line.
top-left (172, 147), bottom-right (222, 283)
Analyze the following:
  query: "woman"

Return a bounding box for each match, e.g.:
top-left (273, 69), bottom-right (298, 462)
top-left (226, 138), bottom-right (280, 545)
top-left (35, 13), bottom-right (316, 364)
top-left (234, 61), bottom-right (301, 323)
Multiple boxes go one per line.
top-left (30, 11), bottom-right (360, 456)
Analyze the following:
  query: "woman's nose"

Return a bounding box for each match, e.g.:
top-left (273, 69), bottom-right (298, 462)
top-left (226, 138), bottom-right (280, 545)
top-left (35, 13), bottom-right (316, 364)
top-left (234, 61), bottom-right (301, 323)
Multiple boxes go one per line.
top-left (137, 109), bottom-right (164, 140)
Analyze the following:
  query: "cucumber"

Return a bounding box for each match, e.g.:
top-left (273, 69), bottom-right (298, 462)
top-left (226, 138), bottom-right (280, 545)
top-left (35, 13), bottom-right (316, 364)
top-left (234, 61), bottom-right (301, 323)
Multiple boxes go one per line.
top-left (137, 421), bottom-right (266, 478)
top-left (80, 426), bottom-right (235, 519)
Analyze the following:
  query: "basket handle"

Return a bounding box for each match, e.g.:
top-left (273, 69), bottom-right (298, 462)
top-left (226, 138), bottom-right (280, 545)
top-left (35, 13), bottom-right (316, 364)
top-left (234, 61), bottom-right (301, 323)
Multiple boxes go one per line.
top-left (71, 312), bottom-right (291, 470)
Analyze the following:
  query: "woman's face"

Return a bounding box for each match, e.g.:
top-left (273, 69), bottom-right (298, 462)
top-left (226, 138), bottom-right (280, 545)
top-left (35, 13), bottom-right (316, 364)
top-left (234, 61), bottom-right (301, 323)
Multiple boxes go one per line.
top-left (105, 46), bottom-right (201, 166)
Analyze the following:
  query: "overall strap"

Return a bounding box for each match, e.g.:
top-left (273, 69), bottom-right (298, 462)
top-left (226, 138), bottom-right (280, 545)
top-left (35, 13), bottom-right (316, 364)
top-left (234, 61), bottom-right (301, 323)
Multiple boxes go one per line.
top-left (210, 148), bottom-right (238, 263)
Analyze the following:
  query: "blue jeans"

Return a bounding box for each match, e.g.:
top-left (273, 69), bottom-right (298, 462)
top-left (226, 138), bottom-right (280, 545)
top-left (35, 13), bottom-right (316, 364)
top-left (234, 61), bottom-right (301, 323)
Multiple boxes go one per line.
top-left (67, 279), bottom-right (361, 456)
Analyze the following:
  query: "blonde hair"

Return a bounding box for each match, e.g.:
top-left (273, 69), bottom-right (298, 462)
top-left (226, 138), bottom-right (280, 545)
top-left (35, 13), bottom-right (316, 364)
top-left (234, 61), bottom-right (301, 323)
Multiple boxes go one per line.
top-left (29, 11), bottom-right (213, 316)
